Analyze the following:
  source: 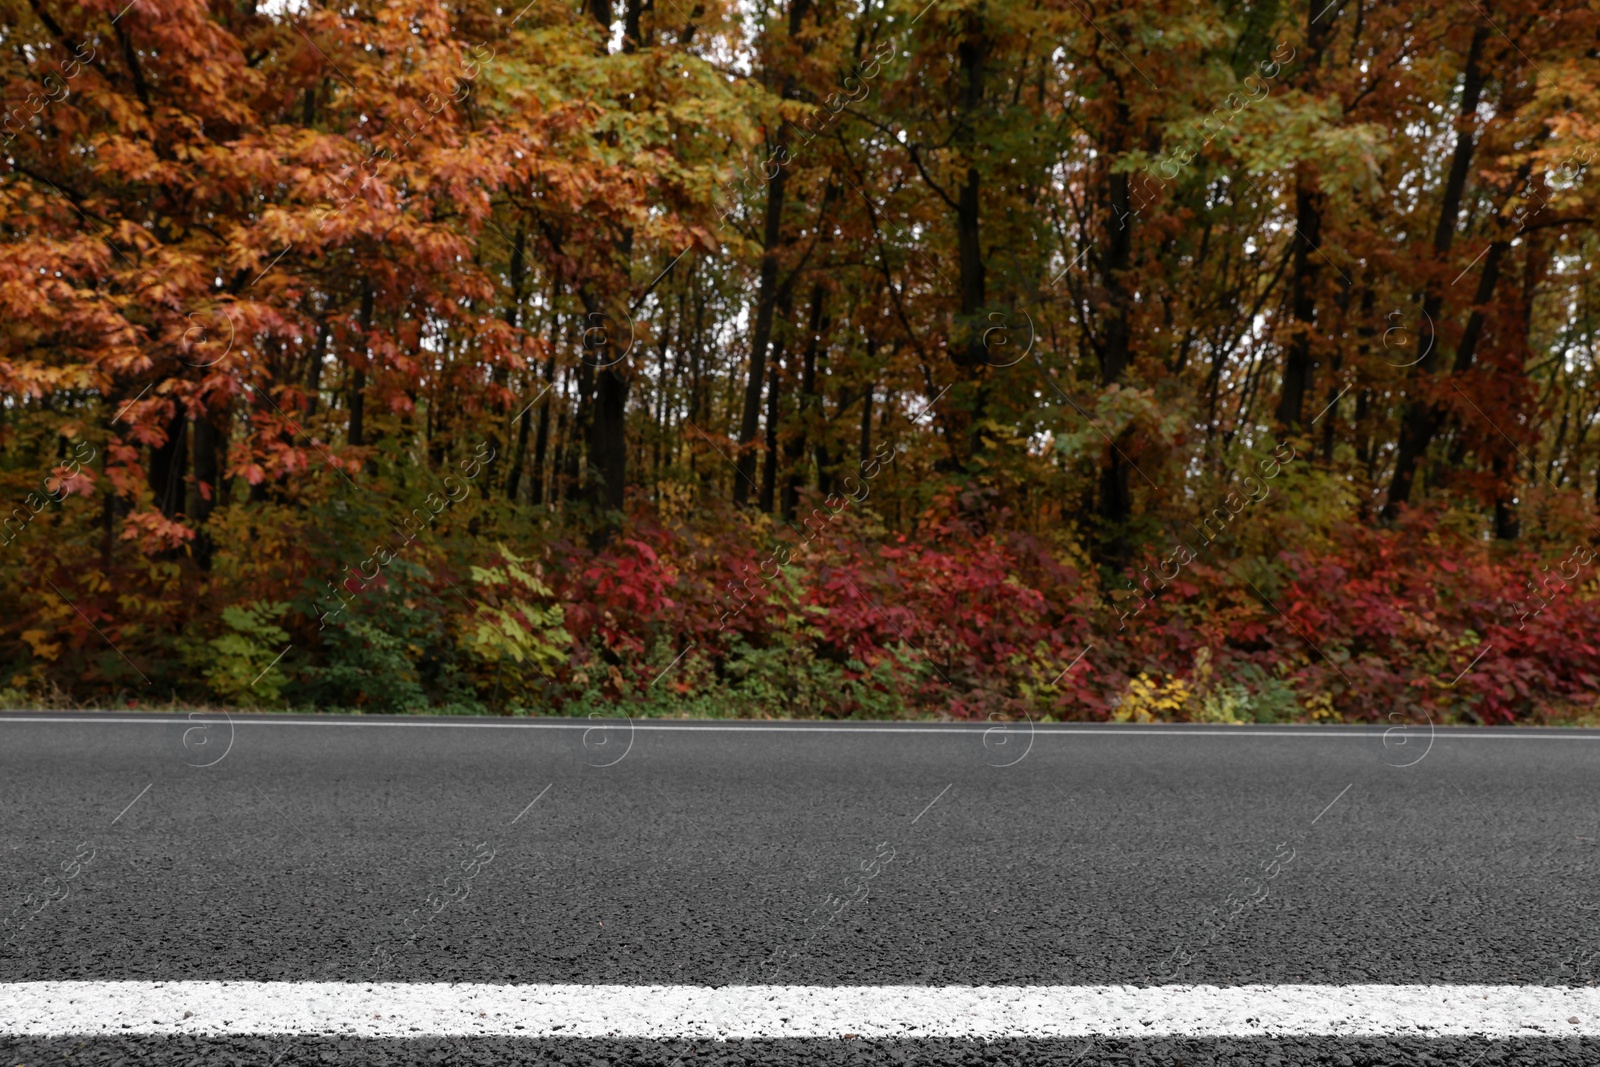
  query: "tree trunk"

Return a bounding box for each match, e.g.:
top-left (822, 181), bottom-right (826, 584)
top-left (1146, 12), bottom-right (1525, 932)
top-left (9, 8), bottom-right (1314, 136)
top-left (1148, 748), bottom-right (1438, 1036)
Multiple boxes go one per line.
top-left (1275, 178), bottom-right (1323, 429)
top-left (591, 364), bottom-right (629, 511)
top-left (348, 283), bottom-right (374, 448)
top-left (736, 163), bottom-right (789, 505)
top-left (859, 378), bottom-right (874, 468)
top-left (574, 286), bottom-right (631, 513)
top-left (733, 0), bottom-right (813, 505)
top-left (577, 0), bottom-right (635, 524)
top-left (148, 407), bottom-right (188, 521)
top-left (304, 318), bottom-right (328, 416)
top-left (189, 413), bottom-right (220, 569)
top-left (1094, 102), bottom-right (1134, 568)
top-left (1381, 26), bottom-right (1490, 520)
top-left (490, 226), bottom-right (529, 496)
top-left (946, 10), bottom-right (989, 465)
top-left (622, 0), bottom-right (649, 51)
top-left (760, 356), bottom-right (781, 513)
top-left (783, 282), bottom-right (827, 518)
top-left (559, 363), bottom-right (579, 502)
top-left (955, 21), bottom-right (986, 340)
top-left (1387, 238), bottom-right (1507, 512)
top-left (509, 402), bottom-right (534, 503)
top-left (530, 354), bottom-right (556, 505)
top-left (1493, 449), bottom-right (1521, 540)
top-left (1274, 0), bottom-right (1334, 430)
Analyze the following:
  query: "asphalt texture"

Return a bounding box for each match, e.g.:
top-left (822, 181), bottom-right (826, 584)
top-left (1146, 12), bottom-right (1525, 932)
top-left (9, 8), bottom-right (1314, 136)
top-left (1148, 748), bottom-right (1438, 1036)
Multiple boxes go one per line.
top-left (3, 713), bottom-right (1599, 1065)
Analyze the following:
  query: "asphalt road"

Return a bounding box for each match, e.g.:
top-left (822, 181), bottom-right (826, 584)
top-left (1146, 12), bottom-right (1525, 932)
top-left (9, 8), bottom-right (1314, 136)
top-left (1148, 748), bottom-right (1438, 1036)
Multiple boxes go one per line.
top-left (2, 713), bottom-right (1598, 1065)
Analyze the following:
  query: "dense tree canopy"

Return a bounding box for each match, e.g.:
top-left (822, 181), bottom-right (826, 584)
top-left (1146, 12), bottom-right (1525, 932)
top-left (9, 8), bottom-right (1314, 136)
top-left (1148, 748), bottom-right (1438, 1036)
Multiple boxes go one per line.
top-left (2, 0), bottom-right (1597, 721)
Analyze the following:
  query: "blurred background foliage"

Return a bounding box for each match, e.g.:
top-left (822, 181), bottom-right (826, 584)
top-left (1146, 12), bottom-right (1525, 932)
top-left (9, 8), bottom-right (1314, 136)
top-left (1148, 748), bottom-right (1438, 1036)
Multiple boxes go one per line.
top-left (1, 0), bottom-right (1598, 722)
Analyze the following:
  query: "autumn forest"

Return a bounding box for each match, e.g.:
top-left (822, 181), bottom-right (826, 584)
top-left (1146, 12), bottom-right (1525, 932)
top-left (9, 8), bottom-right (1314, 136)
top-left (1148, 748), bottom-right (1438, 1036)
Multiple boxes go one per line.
top-left (2, 0), bottom-right (1598, 722)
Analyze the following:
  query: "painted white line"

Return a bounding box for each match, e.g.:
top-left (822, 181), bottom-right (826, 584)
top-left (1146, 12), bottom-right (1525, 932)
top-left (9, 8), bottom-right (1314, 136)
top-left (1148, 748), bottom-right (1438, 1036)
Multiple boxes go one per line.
top-left (0, 716), bottom-right (1595, 739)
top-left (3, 983), bottom-right (1598, 1038)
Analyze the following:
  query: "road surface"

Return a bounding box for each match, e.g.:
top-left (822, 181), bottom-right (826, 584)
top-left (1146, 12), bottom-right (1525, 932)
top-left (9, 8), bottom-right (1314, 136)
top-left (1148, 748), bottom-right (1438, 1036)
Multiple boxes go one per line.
top-left (1, 713), bottom-right (1597, 1064)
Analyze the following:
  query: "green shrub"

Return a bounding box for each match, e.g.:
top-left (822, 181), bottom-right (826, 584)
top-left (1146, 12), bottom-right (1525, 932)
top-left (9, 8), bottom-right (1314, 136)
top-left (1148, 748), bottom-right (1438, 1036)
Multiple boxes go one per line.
top-left (196, 601), bottom-right (290, 708)
top-left (459, 543), bottom-right (570, 710)
top-left (297, 615), bottom-right (429, 713)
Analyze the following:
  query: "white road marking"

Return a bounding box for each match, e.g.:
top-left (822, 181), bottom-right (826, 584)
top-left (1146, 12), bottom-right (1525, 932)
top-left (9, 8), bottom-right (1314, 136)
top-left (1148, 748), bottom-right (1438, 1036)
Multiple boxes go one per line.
top-left (2, 983), bottom-right (1596, 1038)
top-left (0, 716), bottom-right (1594, 739)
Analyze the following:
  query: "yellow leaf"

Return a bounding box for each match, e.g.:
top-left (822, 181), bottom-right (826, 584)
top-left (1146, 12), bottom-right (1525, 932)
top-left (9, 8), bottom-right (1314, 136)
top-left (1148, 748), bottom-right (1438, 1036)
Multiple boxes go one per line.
top-left (21, 629), bottom-right (62, 661)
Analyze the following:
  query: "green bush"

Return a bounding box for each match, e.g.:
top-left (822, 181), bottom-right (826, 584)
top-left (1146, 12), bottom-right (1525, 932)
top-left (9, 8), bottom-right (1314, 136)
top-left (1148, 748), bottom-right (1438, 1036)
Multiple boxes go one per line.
top-left (195, 601), bottom-right (290, 708)
top-left (459, 543), bottom-right (570, 710)
top-left (296, 614), bottom-right (429, 713)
